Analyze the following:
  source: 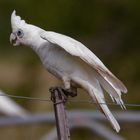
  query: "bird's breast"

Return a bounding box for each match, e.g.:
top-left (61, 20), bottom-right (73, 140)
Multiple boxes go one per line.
top-left (37, 44), bottom-right (76, 77)
top-left (36, 43), bottom-right (93, 80)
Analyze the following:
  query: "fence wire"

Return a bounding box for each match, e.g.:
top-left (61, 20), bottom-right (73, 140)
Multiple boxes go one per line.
top-left (0, 93), bottom-right (140, 107)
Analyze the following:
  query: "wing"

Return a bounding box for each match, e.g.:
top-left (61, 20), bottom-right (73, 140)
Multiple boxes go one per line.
top-left (40, 31), bottom-right (127, 93)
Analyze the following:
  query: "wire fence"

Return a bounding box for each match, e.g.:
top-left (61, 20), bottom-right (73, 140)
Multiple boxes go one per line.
top-left (0, 92), bottom-right (140, 140)
top-left (0, 93), bottom-right (140, 107)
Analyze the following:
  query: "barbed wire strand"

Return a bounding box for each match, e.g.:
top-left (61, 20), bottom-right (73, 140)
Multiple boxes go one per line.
top-left (0, 93), bottom-right (140, 107)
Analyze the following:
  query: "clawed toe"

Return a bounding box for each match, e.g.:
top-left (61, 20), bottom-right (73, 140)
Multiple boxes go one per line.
top-left (49, 86), bottom-right (62, 93)
top-left (49, 86), bottom-right (77, 98)
top-left (64, 89), bottom-right (77, 97)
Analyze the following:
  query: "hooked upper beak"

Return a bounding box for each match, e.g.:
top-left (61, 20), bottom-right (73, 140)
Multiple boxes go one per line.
top-left (10, 33), bottom-right (17, 46)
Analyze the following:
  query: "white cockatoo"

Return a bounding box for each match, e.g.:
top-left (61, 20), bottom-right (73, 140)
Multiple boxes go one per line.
top-left (10, 10), bottom-right (127, 132)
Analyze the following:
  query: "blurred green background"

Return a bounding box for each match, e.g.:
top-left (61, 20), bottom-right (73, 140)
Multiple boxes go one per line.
top-left (0, 0), bottom-right (140, 140)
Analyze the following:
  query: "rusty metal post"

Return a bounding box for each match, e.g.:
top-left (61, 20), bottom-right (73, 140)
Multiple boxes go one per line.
top-left (50, 88), bottom-right (70, 140)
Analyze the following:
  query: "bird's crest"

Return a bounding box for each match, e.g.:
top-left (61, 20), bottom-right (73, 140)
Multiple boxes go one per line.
top-left (11, 10), bottom-right (26, 30)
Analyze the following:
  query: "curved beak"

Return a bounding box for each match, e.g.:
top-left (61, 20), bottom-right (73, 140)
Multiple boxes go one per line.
top-left (10, 33), bottom-right (17, 46)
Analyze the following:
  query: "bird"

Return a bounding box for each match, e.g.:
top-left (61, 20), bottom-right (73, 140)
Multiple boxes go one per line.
top-left (10, 10), bottom-right (127, 132)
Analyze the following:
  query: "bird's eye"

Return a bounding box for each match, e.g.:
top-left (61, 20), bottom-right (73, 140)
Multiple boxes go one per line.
top-left (16, 29), bottom-right (24, 38)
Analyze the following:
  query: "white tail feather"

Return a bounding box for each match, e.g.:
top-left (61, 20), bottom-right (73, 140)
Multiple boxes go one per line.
top-left (97, 74), bottom-right (126, 110)
top-left (114, 98), bottom-right (126, 110)
top-left (89, 87), bottom-right (120, 132)
top-left (97, 74), bottom-right (121, 98)
top-left (110, 95), bottom-right (115, 102)
top-left (72, 77), bottom-right (121, 132)
top-left (97, 67), bottom-right (127, 93)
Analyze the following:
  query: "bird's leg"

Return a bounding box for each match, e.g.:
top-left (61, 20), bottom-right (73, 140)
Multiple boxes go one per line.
top-left (62, 77), bottom-right (77, 97)
top-left (49, 77), bottom-right (77, 100)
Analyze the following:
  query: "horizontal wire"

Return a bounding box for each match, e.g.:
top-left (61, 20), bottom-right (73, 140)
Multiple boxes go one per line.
top-left (0, 94), bottom-right (51, 102)
top-left (0, 93), bottom-right (140, 107)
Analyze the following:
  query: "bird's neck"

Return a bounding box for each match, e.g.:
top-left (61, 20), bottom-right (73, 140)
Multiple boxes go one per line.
top-left (29, 36), bottom-right (46, 52)
top-left (29, 37), bottom-right (50, 63)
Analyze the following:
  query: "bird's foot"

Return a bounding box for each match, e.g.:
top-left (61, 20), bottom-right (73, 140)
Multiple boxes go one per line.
top-left (63, 89), bottom-right (77, 97)
top-left (49, 86), bottom-right (68, 102)
top-left (49, 86), bottom-right (77, 99)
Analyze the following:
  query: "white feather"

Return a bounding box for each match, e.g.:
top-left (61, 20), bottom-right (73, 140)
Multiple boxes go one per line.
top-left (41, 31), bottom-right (127, 94)
top-left (72, 77), bottom-right (120, 132)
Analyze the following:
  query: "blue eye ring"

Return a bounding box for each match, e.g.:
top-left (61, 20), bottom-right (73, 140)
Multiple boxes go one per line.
top-left (16, 29), bottom-right (24, 38)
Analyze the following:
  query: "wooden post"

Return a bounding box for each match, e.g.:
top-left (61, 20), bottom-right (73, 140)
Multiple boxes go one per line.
top-left (50, 87), bottom-right (70, 140)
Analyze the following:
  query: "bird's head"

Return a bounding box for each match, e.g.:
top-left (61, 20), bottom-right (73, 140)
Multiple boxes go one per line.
top-left (10, 10), bottom-right (42, 47)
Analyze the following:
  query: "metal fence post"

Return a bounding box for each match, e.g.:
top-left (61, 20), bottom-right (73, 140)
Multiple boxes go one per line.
top-left (50, 88), bottom-right (70, 140)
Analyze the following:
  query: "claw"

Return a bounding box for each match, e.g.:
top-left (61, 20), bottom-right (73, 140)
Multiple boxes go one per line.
top-left (49, 86), bottom-right (77, 99)
top-left (63, 89), bottom-right (77, 97)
